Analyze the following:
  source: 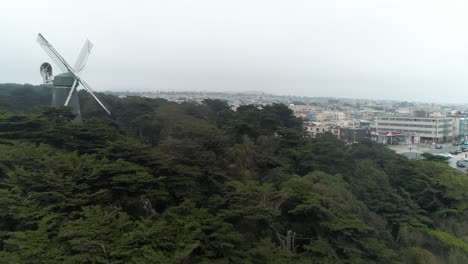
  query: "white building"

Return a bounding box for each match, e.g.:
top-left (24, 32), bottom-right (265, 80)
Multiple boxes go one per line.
top-left (375, 116), bottom-right (452, 144)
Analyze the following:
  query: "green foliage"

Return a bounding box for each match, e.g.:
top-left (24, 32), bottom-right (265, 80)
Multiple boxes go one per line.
top-left (420, 152), bottom-right (450, 163)
top-left (0, 84), bottom-right (51, 113)
top-left (0, 88), bottom-right (467, 263)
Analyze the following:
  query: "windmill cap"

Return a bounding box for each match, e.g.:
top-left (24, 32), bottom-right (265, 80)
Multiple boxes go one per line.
top-left (53, 72), bottom-right (75, 87)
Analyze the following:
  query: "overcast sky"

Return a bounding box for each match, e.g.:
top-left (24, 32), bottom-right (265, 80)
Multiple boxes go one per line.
top-left (3, 0), bottom-right (468, 103)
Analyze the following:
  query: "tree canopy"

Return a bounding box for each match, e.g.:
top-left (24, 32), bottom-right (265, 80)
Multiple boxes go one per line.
top-left (0, 84), bottom-right (467, 263)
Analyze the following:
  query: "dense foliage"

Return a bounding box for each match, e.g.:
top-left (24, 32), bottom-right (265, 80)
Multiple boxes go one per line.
top-left (0, 84), bottom-right (468, 263)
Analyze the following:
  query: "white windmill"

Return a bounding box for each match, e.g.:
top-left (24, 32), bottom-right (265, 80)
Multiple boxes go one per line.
top-left (37, 33), bottom-right (111, 120)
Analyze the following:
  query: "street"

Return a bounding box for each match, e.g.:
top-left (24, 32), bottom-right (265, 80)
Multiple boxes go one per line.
top-left (388, 143), bottom-right (468, 173)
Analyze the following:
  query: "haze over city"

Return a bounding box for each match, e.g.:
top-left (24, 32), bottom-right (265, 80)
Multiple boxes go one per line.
top-left (3, 0), bottom-right (468, 103)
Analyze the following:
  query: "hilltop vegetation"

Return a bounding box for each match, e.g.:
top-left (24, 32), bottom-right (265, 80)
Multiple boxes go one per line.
top-left (0, 84), bottom-right (468, 263)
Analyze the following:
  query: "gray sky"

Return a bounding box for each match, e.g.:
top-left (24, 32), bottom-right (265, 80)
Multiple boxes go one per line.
top-left (3, 0), bottom-right (468, 103)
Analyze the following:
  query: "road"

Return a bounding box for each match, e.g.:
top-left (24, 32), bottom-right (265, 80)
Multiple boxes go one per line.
top-left (388, 143), bottom-right (468, 173)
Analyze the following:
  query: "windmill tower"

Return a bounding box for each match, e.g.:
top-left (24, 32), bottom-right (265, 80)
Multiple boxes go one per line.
top-left (37, 33), bottom-right (110, 121)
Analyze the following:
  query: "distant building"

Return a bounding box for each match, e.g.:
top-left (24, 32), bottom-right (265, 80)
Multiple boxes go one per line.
top-left (358, 120), bottom-right (372, 129)
top-left (361, 110), bottom-right (385, 121)
top-left (372, 131), bottom-right (407, 145)
top-left (304, 122), bottom-right (340, 138)
top-left (306, 113), bottom-right (317, 121)
top-left (326, 119), bottom-right (360, 128)
top-left (340, 127), bottom-right (371, 143)
top-left (315, 111), bottom-right (347, 121)
top-left (447, 114), bottom-right (468, 142)
top-left (289, 104), bottom-right (318, 119)
top-left (375, 116), bottom-right (453, 144)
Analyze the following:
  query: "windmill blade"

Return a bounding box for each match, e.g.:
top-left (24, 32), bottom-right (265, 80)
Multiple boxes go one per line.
top-left (78, 79), bottom-right (111, 115)
top-left (74, 39), bottom-right (93, 74)
top-left (37, 33), bottom-right (73, 73)
top-left (64, 79), bottom-right (78, 106)
top-left (38, 33), bottom-right (111, 116)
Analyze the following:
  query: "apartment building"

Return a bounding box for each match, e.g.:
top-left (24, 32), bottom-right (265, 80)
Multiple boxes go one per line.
top-left (375, 116), bottom-right (452, 144)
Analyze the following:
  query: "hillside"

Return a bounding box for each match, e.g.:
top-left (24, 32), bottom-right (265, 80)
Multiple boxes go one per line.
top-left (0, 84), bottom-right (468, 263)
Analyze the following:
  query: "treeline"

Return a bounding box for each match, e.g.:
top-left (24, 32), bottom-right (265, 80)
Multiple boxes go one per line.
top-left (0, 84), bottom-right (467, 263)
top-left (0, 83), bottom-right (51, 113)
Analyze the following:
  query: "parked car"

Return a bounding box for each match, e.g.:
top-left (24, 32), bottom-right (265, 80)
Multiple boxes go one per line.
top-left (453, 142), bottom-right (459, 146)
top-left (457, 160), bottom-right (466, 167)
top-left (435, 144), bottom-right (443, 149)
top-left (449, 150), bottom-right (458, 155)
top-left (462, 146), bottom-right (468, 152)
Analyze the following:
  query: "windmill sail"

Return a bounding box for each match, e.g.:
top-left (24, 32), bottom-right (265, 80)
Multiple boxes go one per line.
top-left (37, 33), bottom-right (111, 116)
top-left (74, 40), bottom-right (93, 74)
top-left (37, 34), bottom-right (72, 73)
top-left (64, 79), bottom-right (78, 106)
top-left (79, 79), bottom-right (111, 115)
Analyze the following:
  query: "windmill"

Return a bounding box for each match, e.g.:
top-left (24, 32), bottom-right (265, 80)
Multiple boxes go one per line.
top-left (37, 33), bottom-right (111, 121)
top-left (40, 62), bottom-right (53, 84)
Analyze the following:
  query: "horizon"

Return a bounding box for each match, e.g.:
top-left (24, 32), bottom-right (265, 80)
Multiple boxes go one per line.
top-left (3, 82), bottom-right (465, 106)
top-left (4, 1), bottom-right (468, 103)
